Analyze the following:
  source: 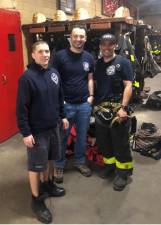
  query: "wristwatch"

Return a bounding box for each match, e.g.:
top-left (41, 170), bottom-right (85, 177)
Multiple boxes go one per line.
top-left (121, 105), bottom-right (128, 112)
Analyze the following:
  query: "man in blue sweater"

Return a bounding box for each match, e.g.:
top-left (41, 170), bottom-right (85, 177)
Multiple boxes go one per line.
top-left (16, 41), bottom-right (69, 224)
top-left (50, 26), bottom-right (94, 183)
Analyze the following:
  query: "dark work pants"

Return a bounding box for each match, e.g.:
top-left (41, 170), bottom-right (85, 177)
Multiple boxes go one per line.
top-left (95, 116), bottom-right (133, 176)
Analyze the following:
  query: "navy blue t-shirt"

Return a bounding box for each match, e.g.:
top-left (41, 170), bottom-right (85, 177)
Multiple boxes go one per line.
top-left (51, 48), bottom-right (94, 103)
top-left (94, 55), bottom-right (133, 104)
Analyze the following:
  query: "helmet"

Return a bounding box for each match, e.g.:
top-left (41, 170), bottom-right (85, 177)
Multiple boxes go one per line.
top-left (100, 33), bottom-right (116, 45)
top-left (33, 13), bottom-right (46, 23)
top-left (73, 8), bottom-right (89, 20)
top-left (54, 10), bottom-right (67, 21)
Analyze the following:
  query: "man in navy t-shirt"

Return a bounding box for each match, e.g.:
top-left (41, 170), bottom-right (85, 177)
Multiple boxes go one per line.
top-left (50, 26), bottom-right (94, 183)
top-left (94, 34), bottom-right (134, 191)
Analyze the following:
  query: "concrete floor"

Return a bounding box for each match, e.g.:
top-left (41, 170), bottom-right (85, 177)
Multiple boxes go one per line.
top-left (0, 74), bottom-right (161, 224)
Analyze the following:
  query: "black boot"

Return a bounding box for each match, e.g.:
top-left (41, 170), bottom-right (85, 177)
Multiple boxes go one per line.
top-left (99, 165), bottom-right (115, 179)
top-left (40, 180), bottom-right (66, 197)
top-left (113, 174), bottom-right (128, 191)
top-left (31, 195), bottom-right (52, 224)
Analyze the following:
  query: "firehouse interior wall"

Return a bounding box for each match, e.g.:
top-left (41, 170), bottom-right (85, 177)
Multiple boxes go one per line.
top-left (0, 0), bottom-right (102, 66)
top-left (1, 0), bottom-right (161, 65)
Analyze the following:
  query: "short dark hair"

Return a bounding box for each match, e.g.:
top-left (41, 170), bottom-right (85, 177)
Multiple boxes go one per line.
top-left (32, 41), bottom-right (49, 52)
top-left (100, 33), bottom-right (116, 45)
top-left (71, 25), bottom-right (87, 34)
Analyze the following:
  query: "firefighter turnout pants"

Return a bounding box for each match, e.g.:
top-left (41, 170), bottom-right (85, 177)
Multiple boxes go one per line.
top-left (95, 116), bottom-right (133, 176)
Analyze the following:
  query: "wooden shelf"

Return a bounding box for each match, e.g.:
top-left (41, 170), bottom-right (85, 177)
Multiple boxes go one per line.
top-left (21, 17), bottom-right (136, 63)
top-left (22, 17), bottom-right (136, 33)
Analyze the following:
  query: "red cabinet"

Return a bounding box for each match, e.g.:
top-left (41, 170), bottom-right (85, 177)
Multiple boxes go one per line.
top-left (0, 9), bottom-right (24, 143)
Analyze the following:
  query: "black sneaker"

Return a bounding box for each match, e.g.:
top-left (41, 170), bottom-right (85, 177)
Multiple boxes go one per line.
top-left (40, 180), bottom-right (66, 197)
top-left (113, 174), bottom-right (128, 191)
top-left (31, 195), bottom-right (52, 224)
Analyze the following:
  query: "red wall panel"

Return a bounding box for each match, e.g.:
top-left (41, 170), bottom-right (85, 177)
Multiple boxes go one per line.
top-left (0, 9), bottom-right (24, 143)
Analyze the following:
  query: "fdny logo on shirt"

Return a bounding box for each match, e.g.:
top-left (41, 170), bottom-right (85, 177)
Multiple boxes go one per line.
top-left (83, 61), bottom-right (90, 71)
top-left (116, 63), bottom-right (121, 71)
top-left (106, 65), bottom-right (116, 76)
top-left (116, 64), bottom-right (121, 69)
top-left (51, 73), bottom-right (58, 84)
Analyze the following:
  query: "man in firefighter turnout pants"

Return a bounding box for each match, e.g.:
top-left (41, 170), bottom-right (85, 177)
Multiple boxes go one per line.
top-left (94, 34), bottom-right (133, 191)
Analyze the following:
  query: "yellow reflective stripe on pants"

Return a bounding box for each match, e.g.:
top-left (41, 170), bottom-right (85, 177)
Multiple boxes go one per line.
top-left (103, 157), bottom-right (116, 165)
top-left (116, 159), bottom-right (133, 170)
top-left (133, 81), bottom-right (140, 88)
top-left (130, 55), bottom-right (135, 62)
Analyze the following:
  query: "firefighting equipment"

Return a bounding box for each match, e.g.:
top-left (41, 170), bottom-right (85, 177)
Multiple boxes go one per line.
top-left (94, 102), bottom-right (121, 126)
top-left (116, 32), bottom-right (143, 101)
top-left (116, 32), bottom-right (141, 80)
top-left (86, 145), bottom-right (104, 166)
top-left (32, 13), bottom-right (46, 23)
top-left (93, 101), bottom-right (135, 129)
top-left (95, 114), bottom-right (133, 174)
top-left (146, 91), bottom-right (161, 109)
top-left (151, 49), bottom-right (161, 55)
top-left (150, 37), bottom-right (161, 64)
top-left (137, 19), bottom-right (144, 25)
top-left (65, 126), bottom-right (76, 158)
top-left (133, 123), bottom-right (161, 160)
top-left (142, 36), bottom-right (161, 78)
top-left (114, 6), bottom-right (130, 18)
top-left (116, 32), bottom-right (135, 61)
top-left (54, 10), bottom-right (67, 21)
top-left (73, 8), bottom-right (89, 20)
